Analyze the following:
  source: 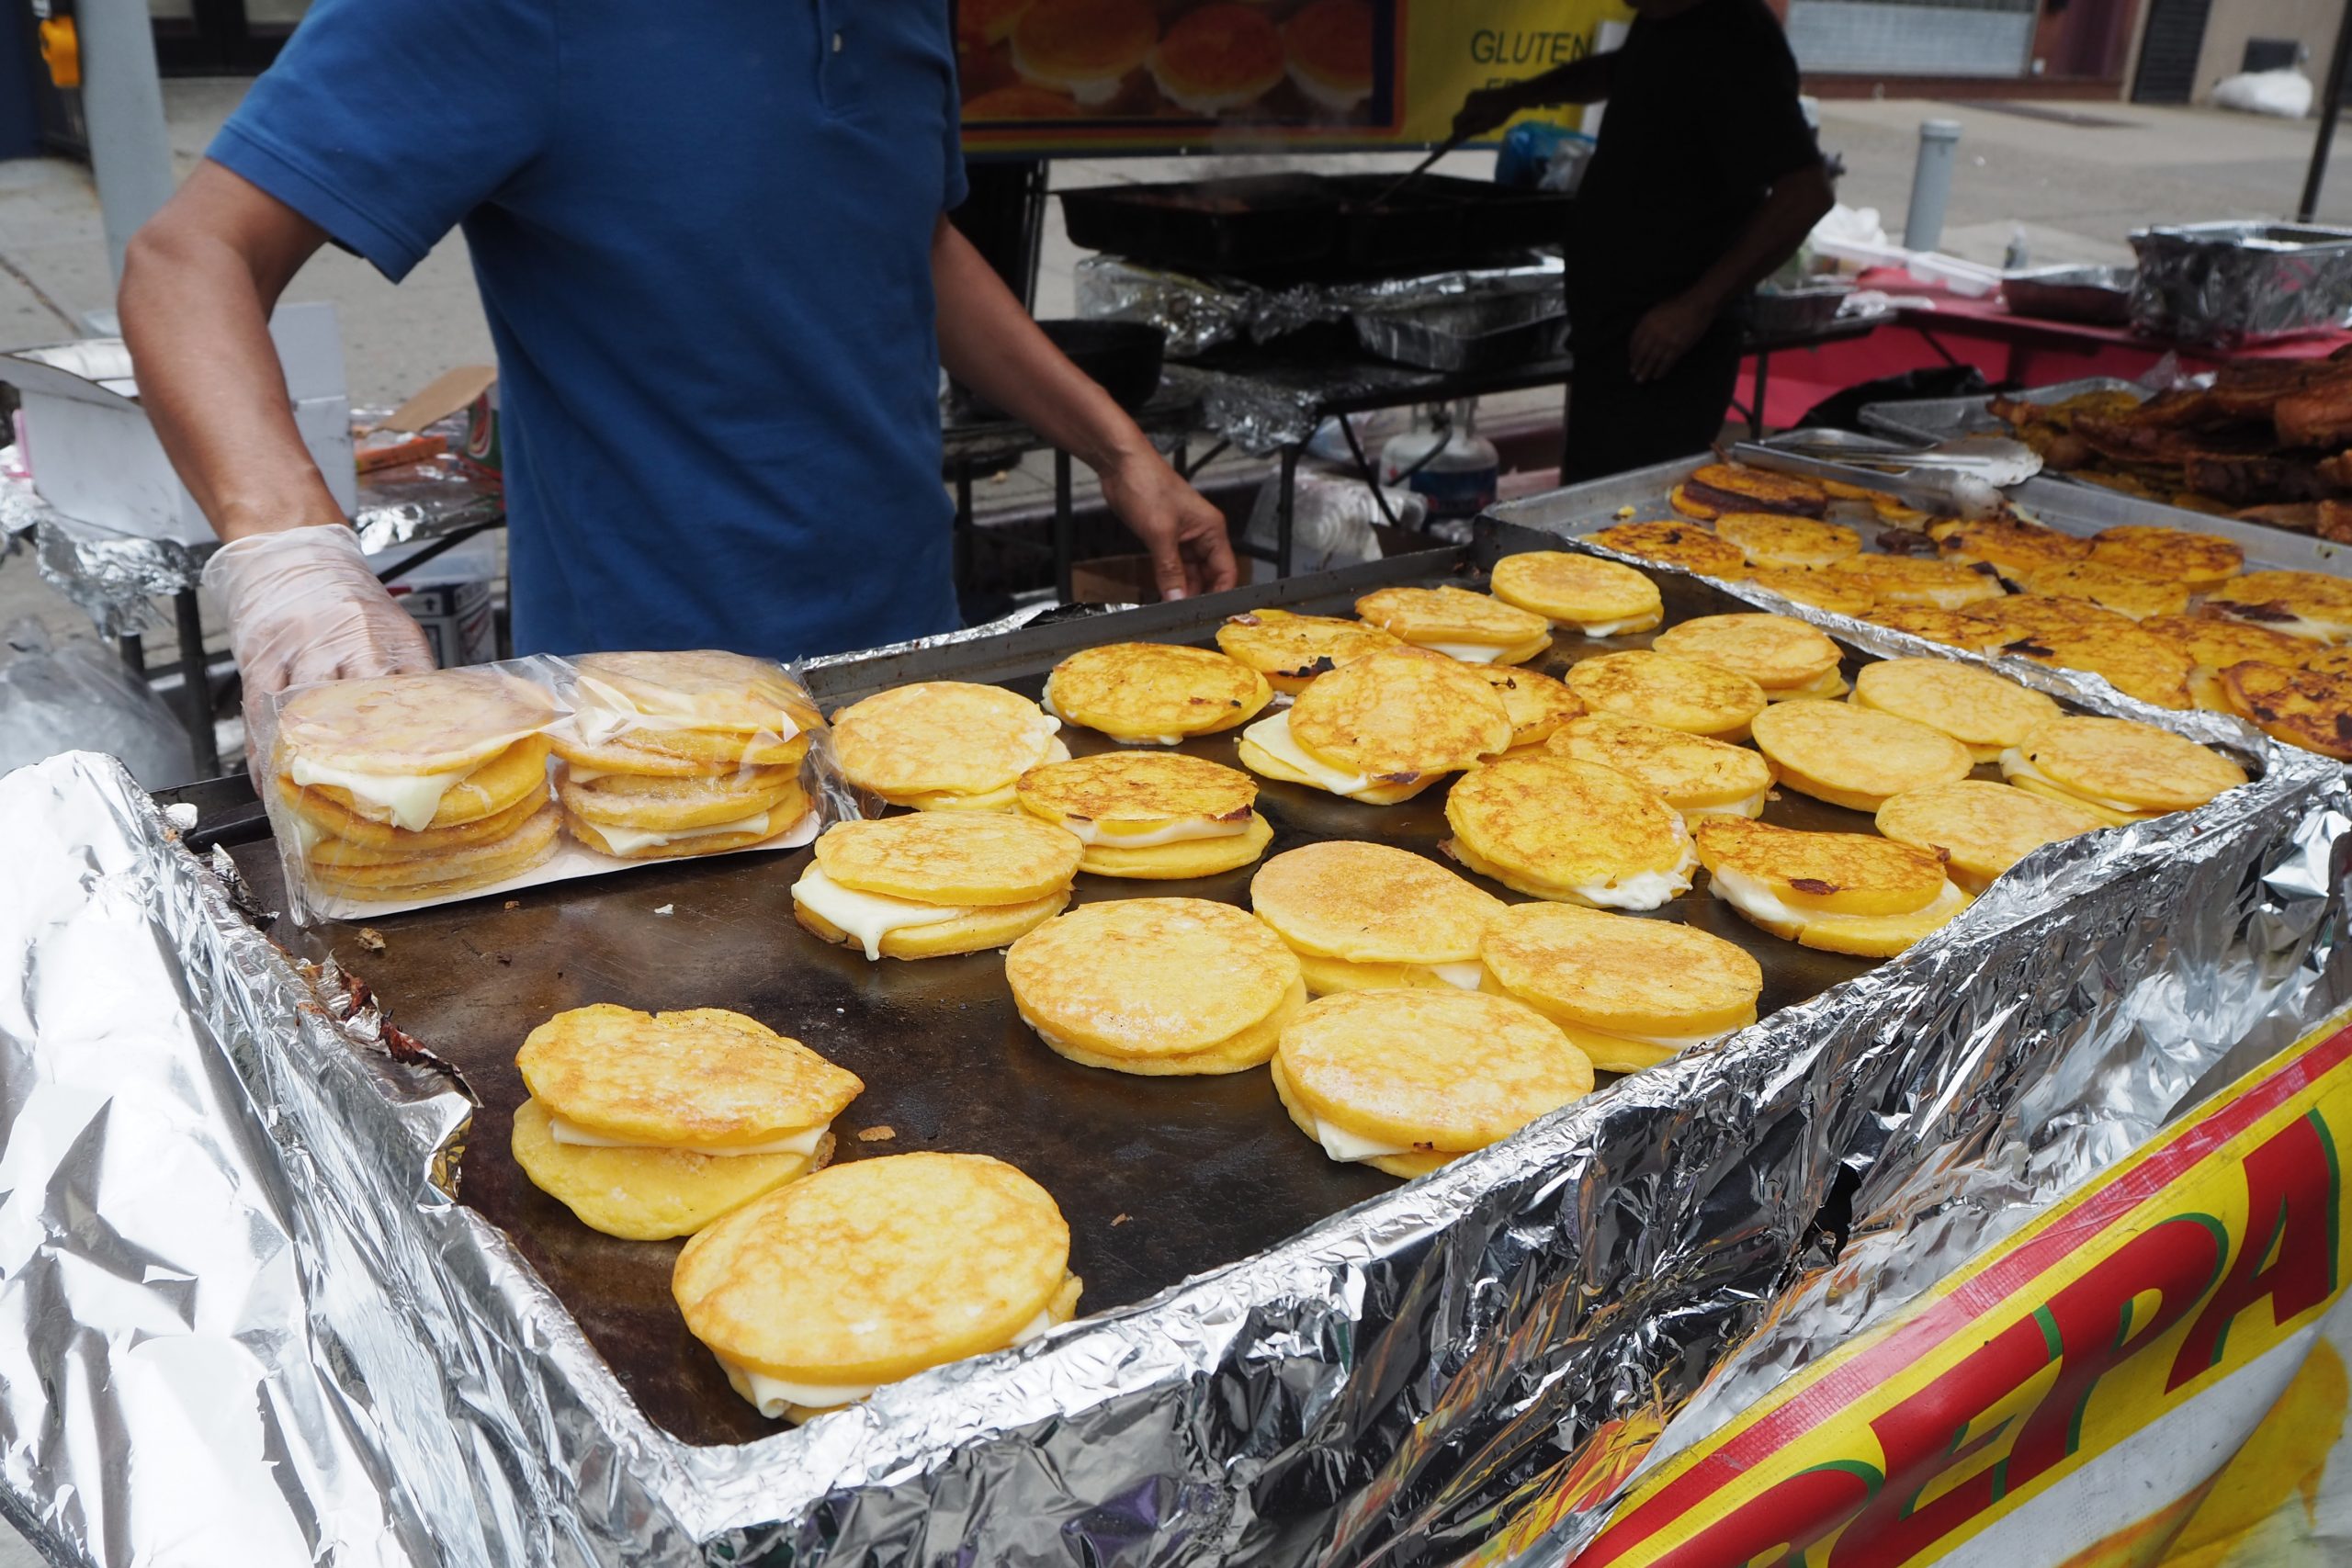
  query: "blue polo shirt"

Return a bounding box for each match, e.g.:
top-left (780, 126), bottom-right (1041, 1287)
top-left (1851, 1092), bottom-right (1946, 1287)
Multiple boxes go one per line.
top-left (210, 0), bottom-right (967, 660)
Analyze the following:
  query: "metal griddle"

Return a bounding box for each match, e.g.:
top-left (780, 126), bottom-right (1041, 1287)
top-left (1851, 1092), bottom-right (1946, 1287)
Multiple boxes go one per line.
top-left (227, 523), bottom-right (2014, 1450)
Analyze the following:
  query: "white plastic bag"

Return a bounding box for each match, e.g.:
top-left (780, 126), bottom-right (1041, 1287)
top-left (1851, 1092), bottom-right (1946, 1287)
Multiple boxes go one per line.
top-left (1241, 467), bottom-right (1426, 575)
top-left (2213, 68), bottom-right (2313, 118)
top-left (0, 617), bottom-right (193, 788)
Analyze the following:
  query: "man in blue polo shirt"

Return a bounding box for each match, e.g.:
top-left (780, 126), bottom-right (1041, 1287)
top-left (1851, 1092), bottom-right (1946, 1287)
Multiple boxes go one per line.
top-left (119, 0), bottom-right (1236, 713)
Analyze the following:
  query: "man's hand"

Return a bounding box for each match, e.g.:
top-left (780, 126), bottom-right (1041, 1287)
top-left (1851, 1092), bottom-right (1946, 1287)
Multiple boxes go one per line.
top-left (1098, 448), bottom-right (1238, 602)
top-left (1452, 86), bottom-right (1522, 142)
top-left (204, 525), bottom-right (435, 760)
top-left (1628, 293), bottom-right (1716, 383)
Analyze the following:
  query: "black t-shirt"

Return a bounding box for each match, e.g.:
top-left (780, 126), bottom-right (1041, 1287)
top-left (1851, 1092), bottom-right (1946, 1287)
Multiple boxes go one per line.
top-left (1566, 0), bottom-right (1821, 333)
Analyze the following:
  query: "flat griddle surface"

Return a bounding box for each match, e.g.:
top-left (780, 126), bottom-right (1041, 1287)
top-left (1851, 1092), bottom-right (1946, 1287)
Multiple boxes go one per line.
top-left (232, 540), bottom-right (1920, 1449)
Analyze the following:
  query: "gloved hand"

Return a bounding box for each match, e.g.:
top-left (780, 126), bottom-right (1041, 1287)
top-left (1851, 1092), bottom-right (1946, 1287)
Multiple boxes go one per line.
top-left (203, 524), bottom-right (435, 764)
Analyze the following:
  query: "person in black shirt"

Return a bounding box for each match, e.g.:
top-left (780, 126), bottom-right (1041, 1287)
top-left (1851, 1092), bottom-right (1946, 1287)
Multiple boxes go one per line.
top-left (1454, 0), bottom-right (1834, 481)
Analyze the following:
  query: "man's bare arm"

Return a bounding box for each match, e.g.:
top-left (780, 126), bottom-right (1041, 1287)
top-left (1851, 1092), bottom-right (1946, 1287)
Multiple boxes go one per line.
top-left (119, 162), bottom-right (342, 542)
top-left (1453, 53), bottom-right (1618, 139)
top-left (933, 217), bottom-right (1237, 600)
top-left (121, 162), bottom-right (433, 737)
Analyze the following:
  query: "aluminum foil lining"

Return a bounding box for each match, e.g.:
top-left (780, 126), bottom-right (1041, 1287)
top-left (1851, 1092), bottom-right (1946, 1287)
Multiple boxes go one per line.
top-left (1075, 254), bottom-right (1565, 359)
top-left (33, 509), bottom-right (208, 637)
top-left (13, 454), bottom-right (503, 639)
top-left (2129, 220), bottom-right (2352, 347)
top-left (4, 585), bottom-right (2346, 1568)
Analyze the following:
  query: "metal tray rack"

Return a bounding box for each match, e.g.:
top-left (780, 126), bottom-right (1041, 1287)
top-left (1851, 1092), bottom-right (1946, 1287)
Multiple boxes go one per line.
top-left (220, 522), bottom-right (2123, 1450)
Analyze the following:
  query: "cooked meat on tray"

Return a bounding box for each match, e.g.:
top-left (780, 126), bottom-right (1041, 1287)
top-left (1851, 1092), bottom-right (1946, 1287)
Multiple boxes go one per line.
top-left (1994, 351), bottom-right (2352, 525)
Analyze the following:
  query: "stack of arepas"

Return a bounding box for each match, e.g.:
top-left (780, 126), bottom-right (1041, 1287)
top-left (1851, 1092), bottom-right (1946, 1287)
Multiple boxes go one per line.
top-left (275, 668), bottom-right (560, 904)
top-left (554, 649), bottom-right (820, 859)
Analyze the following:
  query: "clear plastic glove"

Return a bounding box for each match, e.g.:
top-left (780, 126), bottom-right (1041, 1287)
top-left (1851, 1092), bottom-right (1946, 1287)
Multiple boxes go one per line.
top-left (203, 525), bottom-right (435, 761)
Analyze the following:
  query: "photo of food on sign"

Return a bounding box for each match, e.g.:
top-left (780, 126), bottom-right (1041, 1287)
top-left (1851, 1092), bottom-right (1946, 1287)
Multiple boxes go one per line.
top-left (957, 0), bottom-right (1396, 129)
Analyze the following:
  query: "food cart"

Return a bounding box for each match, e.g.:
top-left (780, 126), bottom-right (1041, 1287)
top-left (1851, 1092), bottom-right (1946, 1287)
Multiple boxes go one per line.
top-left (2, 489), bottom-right (2345, 1563)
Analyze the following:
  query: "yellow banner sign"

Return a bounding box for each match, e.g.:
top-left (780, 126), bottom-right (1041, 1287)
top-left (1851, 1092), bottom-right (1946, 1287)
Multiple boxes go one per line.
top-left (956, 0), bottom-right (1625, 156)
top-left (1479, 1010), bottom-right (2352, 1568)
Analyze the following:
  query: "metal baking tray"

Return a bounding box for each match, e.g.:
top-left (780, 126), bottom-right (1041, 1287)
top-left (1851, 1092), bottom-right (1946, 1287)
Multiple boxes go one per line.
top-left (2130, 220), bottom-right (2352, 345)
top-left (1058, 174), bottom-right (1570, 284)
top-left (220, 526), bottom-right (2041, 1450)
top-left (1351, 287), bottom-right (1566, 371)
top-left (2002, 265), bottom-right (2134, 325)
top-left (1782, 400), bottom-right (2352, 578)
top-left (1859, 376), bottom-right (2146, 446)
top-left (1490, 447), bottom-right (2352, 581)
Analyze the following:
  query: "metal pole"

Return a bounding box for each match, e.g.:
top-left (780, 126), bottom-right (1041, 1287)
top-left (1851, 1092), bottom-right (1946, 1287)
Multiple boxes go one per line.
top-left (2300, 0), bottom-right (2352, 222)
top-left (74, 0), bottom-right (175, 286)
top-left (1904, 119), bottom-right (1962, 254)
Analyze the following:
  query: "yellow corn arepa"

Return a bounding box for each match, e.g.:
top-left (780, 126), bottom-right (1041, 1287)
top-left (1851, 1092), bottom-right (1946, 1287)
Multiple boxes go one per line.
top-left (1446, 752), bottom-right (1695, 909)
top-left (1004, 897), bottom-right (1306, 1075)
top-left (1015, 750), bottom-right (1270, 878)
top-left (553, 650), bottom-right (820, 856)
top-left (1975, 592), bottom-right (2131, 641)
top-left (1712, 512), bottom-right (1860, 570)
top-left (1998, 716), bottom-right (2248, 826)
top-left (1240, 648), bottom-right (1512, 804)
top-left (1693, 816), bottom-right (1970, 957)
top-left (2020, 559), bottom-right (2189, 621)
top-left (562, 649), bottom-right (819, 767)
top-left (1747, 566), bottom-right (1876, 618)
top-left (2088, 524), bottom-right (2243, 591)
top-left (1650, 613), bottom-right (1845, 699)
top-left (830, 682), bottom-right (1065, 809)
top-left (511, 1099), bottom-right (832, 1242)
top-left (1214, 609), bottom-right (1402, 693)
top-left (1826, 555), bottom-right (2006, 611)
top-left (1475, 664), bottom-right (1586, 751)
top-left (511, 1004), bottom-right (862, 1239)
top-left (1249, 840), bottom-right (1506, 993)
top-left (1875, 779), bottom-right (2107, 892)
top-left (1583, 520), bottom-right (1747, 577)
top-left (1488, 550), bottom-right (1664, 636)
top-left (1934, 518), bottom-right (2091, 582)
top-left (2139, 614), bottom-right (2315, 711)
top-left (1849, 658), bottom-right (2064, 762)
top-left (1477, 900), bottom-right (1762, 1072)
top-left (1865, 604), bottom-right (2001, 650)
top-left (282, 760), bottom-right (551, 852)
top-left (302, 801), bottom-right (564, 900)
top-left (2204, 570), bottom-right (2352, 643)
top-left (1270, 989), bottom-right (1593, 1179)
top-left (1353, 584), bottom-right (1553, 664)
top-left (673, 1152), bottom-right (1079, 1421)
top-left (1749, 699), bottom-right (1972, 812)
top-left (1566, 649), bottom-right (1767, 741)
top-left (792, 812), bottom-right (1082, 960)
top-left (283, 728), bottom-right (551, 834)
top-left (517, 1004), bottom-right (863, 1149)
top-left (1044, 641), bottom-right (1272, 743)
top-left (274, 669), bottom-right (561, 899)
top-left (2219, 661), bottom-right (2352, 759)
top-left (1547, 713), bottom-right (1772, 820)
top-left (276, 665), bottom-right (555, 786)
top-left (1988, 618), bottom-right (2196, 710)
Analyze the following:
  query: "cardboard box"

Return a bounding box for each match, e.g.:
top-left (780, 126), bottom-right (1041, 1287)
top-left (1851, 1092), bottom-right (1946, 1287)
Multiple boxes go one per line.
top-left (394, 579), bottom-right (497, 669)
top-left (0, 302), bottom-right (356, 546)
top-left (1070, 553), bottom-right (1160, 604)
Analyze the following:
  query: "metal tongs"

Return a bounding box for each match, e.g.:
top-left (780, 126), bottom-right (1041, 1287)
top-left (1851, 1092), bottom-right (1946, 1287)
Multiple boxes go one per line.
top-left (1731, 437), bottom-right (2023, 521)
top-left (1368, 130), bottom-right (1474, 209)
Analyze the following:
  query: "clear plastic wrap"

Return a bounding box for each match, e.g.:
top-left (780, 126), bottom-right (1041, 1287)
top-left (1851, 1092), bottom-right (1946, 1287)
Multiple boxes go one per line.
top-left (254, 650), bottom-right (841, 923)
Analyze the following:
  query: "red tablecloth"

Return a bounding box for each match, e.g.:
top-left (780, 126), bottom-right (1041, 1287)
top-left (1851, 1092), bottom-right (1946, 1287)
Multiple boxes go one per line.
top-left (1729, 267), bottom-right (2352, 431)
